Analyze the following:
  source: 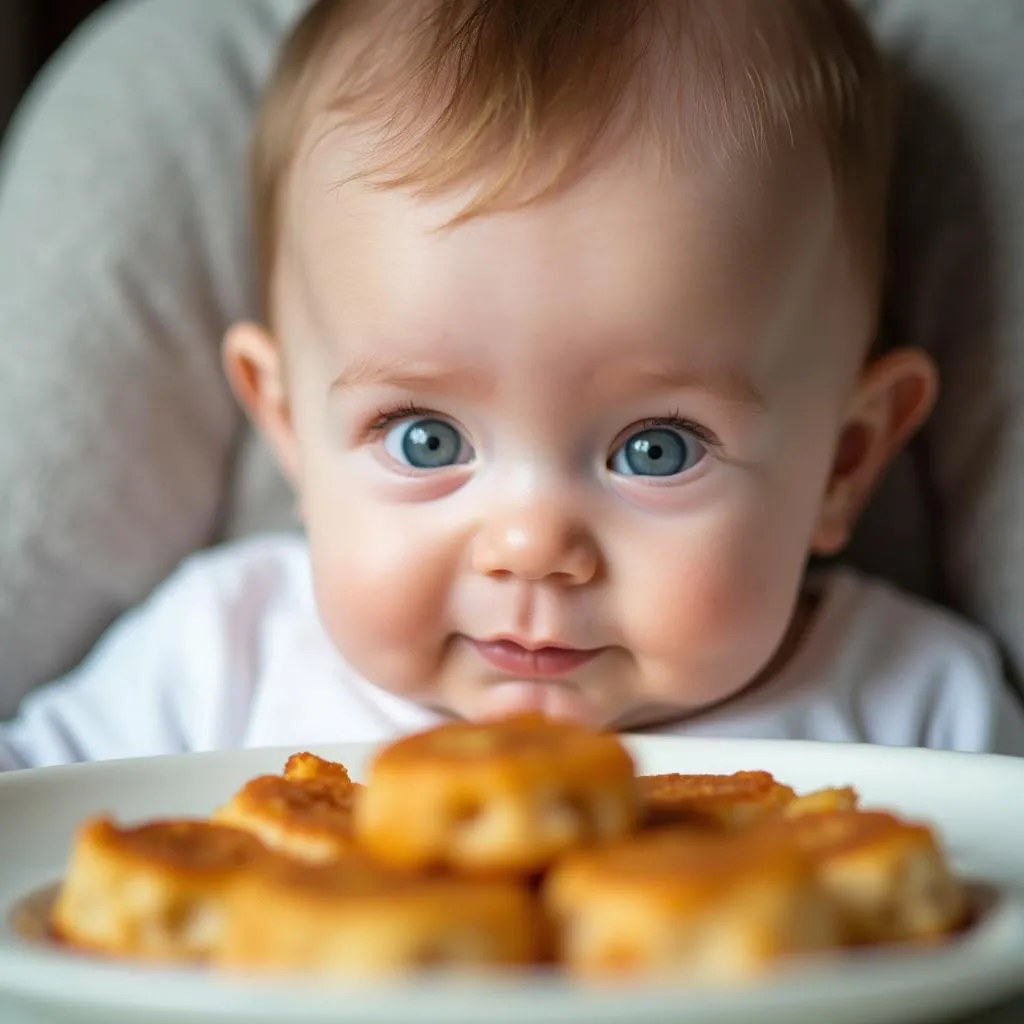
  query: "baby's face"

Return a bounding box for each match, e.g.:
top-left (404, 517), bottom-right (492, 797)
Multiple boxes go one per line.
top-left (243, 139), bottom-right (893, 728)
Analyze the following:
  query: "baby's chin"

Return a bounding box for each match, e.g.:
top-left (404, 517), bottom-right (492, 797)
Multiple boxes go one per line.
top-left (364, 647), bottom-right (767, 731)
top-left (425, 681), bottom-right (696, 731)
top-left (471, 680), bottom-right (603, 724)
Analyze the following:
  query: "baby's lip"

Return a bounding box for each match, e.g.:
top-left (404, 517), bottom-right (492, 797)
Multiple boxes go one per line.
top-left (469, 637), bottom-right (600, 678)
top-left (481, 633), bottom-right (583, 652)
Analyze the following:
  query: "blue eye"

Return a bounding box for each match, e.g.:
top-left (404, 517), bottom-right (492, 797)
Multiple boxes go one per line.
top-left (383, 417), bottom-right (470, 469)
top-left (609, 427), bottom-right (704, 477)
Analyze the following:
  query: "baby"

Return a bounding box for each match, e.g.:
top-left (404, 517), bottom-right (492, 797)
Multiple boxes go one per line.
top-left (3, 0), bottom-right (1024, 769)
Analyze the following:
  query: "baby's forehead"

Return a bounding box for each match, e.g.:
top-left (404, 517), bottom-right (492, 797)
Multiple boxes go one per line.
top-left (265, 0), bottom-right (882, 365)
top-left (279, 137), bottom-right (863, 391)
top-left (287, 95), bottom-right (838, 279)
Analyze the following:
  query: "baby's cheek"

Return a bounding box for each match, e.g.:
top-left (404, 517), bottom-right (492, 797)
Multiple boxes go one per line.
top-left (305, 507), bottom-right (453, 691)
top-left (621, 515), bottom-right (805, 687)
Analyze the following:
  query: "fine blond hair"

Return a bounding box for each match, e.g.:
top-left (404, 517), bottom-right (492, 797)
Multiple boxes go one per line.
top-left (252, 0), bottom-right (894, 323)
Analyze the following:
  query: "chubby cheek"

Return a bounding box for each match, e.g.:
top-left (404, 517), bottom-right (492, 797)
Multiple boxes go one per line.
top-left (620, 484), bottom-right (820, 704)
top-left (300, 471), bottom-right (457, 695)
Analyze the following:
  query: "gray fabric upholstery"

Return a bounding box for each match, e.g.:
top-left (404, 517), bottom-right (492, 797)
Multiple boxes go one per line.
top-left (867, 1), bottom-right (1024, 693)
top-left (0, 0), bottom-right (1021, 717)
top-left (0, 0), bottom-right (306, 715)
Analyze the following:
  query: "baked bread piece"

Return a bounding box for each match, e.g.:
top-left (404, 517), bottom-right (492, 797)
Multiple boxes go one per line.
top-left (753, 810), bottom-right (967, 944)
top-left (354, 714), bottom-right (638, 874)
top-left (783, 787), bottom-right (859, 818)
top-left (51, 817), bottom-right (265, 961)
top-left (638, 771), bottom-right (796, 830)
top-left (213, 771), bottom-right (358, 864)
top-left (216, 851), bottom-right (540, 976)
top-left (546, 829), bottom-right (840, 979)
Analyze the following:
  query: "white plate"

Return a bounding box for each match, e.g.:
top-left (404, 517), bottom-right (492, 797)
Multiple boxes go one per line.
top-left (2, 736), bottom-right (1024, 1024)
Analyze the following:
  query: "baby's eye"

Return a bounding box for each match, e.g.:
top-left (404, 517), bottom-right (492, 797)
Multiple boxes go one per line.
top-left (382, 417), bottom-right (472, 469)
top-left (609, 426), bottom-right (705, 477)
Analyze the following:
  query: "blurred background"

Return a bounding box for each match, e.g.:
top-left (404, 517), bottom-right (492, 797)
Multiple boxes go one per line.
top-left (0, 0), bottom-right (108, 137)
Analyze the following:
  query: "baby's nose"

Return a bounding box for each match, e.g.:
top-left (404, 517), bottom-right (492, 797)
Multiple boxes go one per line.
top-left (471, 502), bottom-right (599, 585)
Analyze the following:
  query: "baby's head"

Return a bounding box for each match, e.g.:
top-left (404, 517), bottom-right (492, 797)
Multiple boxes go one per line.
top-left (225, 0), bottom-right (936, 728)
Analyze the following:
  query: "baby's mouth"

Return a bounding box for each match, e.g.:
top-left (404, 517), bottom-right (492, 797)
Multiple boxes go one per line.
top-left (469, 638), bottom-right (599, 678)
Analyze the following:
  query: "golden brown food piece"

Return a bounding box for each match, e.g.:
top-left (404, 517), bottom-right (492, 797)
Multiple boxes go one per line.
top-left (213, 772), bottom-right (358, 864)
top-left (51, 817), bottom-right (265, 961)
top-left (282, 751), bottom-right (353, 784)
top-left (216, 851), bottom-right (540, 976)
top-left (354, 714), bottom-right (638, 874)
top-left (783, 787), bottom-right (859, 818)
top-left (546, 829), bottom-right (840, 979)
top-left (638, 771), bottom-right (796, 830)
top-left (753, 810), bottom-right (967, 944)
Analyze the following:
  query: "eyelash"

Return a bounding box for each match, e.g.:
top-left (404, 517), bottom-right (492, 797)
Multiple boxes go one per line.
top-left (636, 414), bottom-right (722, 449)
top-left (364, 405), bottom-right (721, 448)
top-left (365, 402), bottom-right (440, 438)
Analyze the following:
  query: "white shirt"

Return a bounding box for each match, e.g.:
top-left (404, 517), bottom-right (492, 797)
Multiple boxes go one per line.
top-left (3, 533), bottom-right (1024, 771)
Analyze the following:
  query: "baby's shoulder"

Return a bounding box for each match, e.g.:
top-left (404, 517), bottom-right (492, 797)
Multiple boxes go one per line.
top-left (169, 532), bottom-right (313, 609)
top-left (804, 569), bottom-right (1010, 749)
top-left (815, 569), bottom-right (995, 671)
top-left (130, 532), bottom-right (318, 660)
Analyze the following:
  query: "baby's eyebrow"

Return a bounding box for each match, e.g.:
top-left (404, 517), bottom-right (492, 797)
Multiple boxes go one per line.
top-left (592, 366), bottom-right (767, 411)
top-left (329, 355), bottom-right (492, 400)
top-left (328, 356), bottom-right (764, 410)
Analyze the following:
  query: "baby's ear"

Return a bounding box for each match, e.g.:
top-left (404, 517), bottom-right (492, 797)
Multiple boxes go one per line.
top-left (811, 348), bottom-right (938, 557)
top-left (222, 322), bottom-right (301, 488)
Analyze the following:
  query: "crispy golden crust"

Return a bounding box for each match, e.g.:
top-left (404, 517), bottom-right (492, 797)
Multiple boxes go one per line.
top-left (638, 771), bottom-right (796, 830)
top-left (282, 752), bottom-right (353, 784)
top-left (51, 817), bottom-right (265, 961)
top-left (45, 727), bottom-right (970, 979)
top-left (213, 773), bottom-right (358, 864)
top-left (354, 715), bottom-right (638, 874)
top-left (546, 829), bottom-right (840, 978)
top-left (216, 851), bottom-right (540, 975)
top-left (753, 810), bottom-right (967, 943)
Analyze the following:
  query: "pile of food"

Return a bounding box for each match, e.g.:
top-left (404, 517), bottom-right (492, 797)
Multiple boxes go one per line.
top-left (49, 716), bottom-right (968, 980)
